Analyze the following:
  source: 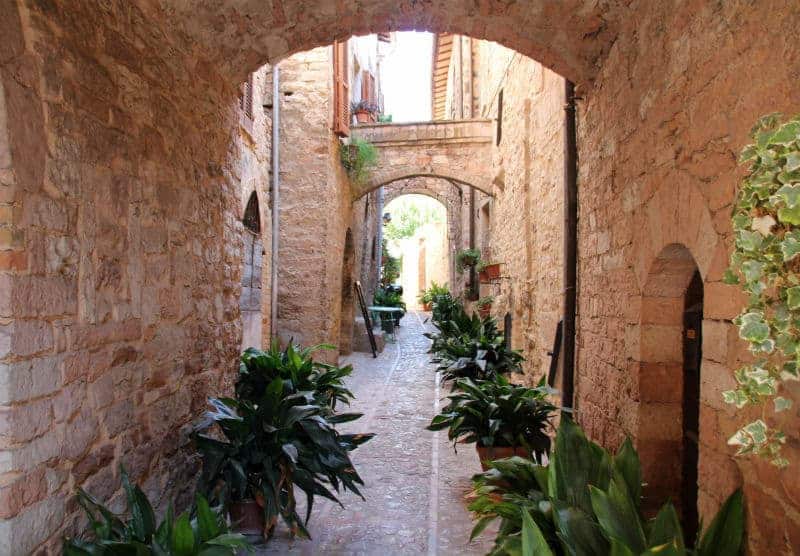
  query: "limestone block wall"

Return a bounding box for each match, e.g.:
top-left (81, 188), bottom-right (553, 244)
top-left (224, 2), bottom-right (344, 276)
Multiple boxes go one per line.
top-left (461, 41), bottom-right (564, 385)
top-left (274, 47), bottom-right (356, 361)
top-left (0, 2), bottom-right (254, 551)
top-left (575, 3), bottom-right (800, 550)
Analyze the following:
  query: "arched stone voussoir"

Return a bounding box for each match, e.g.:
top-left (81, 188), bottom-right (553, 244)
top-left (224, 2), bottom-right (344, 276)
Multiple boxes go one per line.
top-left (633, 182), bottom-right (719, 292)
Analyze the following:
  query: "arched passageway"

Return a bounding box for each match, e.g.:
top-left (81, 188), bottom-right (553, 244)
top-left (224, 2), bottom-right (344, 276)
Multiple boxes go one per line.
top-left (637, 244), bottom-right (702, 536)
top-left (2, 1), bottom-right (800, 553)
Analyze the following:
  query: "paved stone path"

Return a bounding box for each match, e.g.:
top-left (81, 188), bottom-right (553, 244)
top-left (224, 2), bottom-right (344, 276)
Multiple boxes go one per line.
top-left (256, 311), bottom-right (493, 555)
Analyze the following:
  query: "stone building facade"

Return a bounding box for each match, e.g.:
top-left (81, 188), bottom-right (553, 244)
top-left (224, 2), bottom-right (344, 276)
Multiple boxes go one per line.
top-left (1, 1), bottom-right (800, 553)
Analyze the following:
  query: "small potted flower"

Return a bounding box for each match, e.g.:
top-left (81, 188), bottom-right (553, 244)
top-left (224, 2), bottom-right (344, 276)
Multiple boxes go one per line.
top-left (455, 248), bottom-right (481, 273)
top-left (476, 295), bottom-right (494, 318)
top-left (477, 261), bottom-right (502, 282)
top-left (351, 100), bottom-right (379, 123)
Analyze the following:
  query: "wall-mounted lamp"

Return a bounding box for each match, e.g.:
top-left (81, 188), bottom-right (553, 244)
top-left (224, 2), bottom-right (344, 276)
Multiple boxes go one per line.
top-left (382, 212), bottom-right (392, 224)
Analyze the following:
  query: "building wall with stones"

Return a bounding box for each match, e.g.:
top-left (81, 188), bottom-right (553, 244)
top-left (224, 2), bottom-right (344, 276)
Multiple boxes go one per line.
top-left (575, 4), bottom-right (800, 550)
top-left (271, 46), bottom-right (365, 363)
top-left (1, 0), bottom-right (800, 552)
top-left (441, 37), bottom-right (565, 385)
top-left (0, 2), bottom-right (251, 551)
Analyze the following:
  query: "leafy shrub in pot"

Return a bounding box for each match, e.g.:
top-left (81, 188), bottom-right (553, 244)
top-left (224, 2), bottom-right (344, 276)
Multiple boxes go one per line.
top-left (194, 345), bottom-right (373, 540)
top-left (427, 375), bottom-right (556, 466)
top-left (468, 418), bottom-right (745, 555)
top-left (63, 467), bottom-right (250, 555)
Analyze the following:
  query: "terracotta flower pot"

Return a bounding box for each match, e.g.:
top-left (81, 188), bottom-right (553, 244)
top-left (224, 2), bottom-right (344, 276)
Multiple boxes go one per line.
top-left (476, 445), bottom-right (531, 471)
top-left (355, 110), bottom-right (373, 123)
top-left (478, 263), bottom-right (502, 282)
top-left (422, 302), bottom-right (432, 311)
top-left (229, 499), bottom-right (265, 536)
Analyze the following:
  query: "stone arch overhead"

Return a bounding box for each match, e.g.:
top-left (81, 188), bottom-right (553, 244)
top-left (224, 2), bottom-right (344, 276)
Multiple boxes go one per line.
top-left (159, 1), bottom-right (622, 86)
top-left (358, 170), bottom-right (492, 200)
top-left (383, 178), bottom-right (463, 208)
top-left (632, 180), bottom-right (719, 292)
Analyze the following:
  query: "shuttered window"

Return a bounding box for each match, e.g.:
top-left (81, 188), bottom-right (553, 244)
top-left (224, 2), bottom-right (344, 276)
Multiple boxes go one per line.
top-left (240, 73), bottom-right (254, 121)
top-left (333, 41), bottom-right (350, 137)
top-left (361, 71), bottom-right (376, 104)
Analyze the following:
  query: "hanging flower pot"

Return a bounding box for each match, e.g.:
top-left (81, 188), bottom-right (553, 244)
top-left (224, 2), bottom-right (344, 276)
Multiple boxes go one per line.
top-left (478, 263), bottom-right (502, 283)
top-left (355, 110), bottom-right (373, 123)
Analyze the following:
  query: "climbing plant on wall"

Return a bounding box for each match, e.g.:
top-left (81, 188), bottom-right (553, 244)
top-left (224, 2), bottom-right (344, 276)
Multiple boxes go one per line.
top-left (724, 113), bottom-right (800, 467)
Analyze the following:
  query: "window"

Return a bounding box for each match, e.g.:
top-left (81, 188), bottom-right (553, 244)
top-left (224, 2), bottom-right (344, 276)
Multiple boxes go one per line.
top-left (361, 70), bottom-right (376, 104)
top-left (496, 89), bottom-right (503, 145)
top-left (243, 191), bottom-right (260, 233)
top-left (240, 73), bottom-right (254, 121)
top-left (333, 41), bottom-right (350, 137)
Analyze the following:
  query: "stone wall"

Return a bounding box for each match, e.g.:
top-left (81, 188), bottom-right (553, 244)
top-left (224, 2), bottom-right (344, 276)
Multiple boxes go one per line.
top-left (0, 1), bottom-right (255, 551)
top-left (573, 2), bottom-right (800, 549)
top-left (2, 0), bottom-right (800, 552)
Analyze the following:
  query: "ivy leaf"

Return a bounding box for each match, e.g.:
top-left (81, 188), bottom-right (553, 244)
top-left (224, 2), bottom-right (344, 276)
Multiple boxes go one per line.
top-left (739, 144), bottom-right (758, 163)
top-left (735, 230), bottom-right (762, 252)
top-left (774, 184), bottom-right (800, 207)
top-left (785, 152), bottom-right (800, 172)
top-left (770, 121), bottom-right (800, 146)
top-left (774, 397), bottom-right (793, 412)
top-left (779, 204), bottom-right (800, 225)
top-left (780, 234), bottom-right (800, 261)
top-left (722, 389), bottom-right (749, 409)
top-left (782, 361), bottom-right (799, 381)
top-left (786, 286), bottom-right (800, 310)
top-left (743, 420), bottom-right (769, 445)
top-left (722, 269), bottom-right (740, 285)
top-left (751, 214), bottom-right (776, 236)
top-left (738, 313), bottom-right (770, 343)
top-left (741, 260), bottom-right (763, 282)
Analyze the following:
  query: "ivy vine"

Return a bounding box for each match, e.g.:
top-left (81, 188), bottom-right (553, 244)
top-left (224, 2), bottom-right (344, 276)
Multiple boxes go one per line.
top-left (724, 113), bottom-right (800, 468)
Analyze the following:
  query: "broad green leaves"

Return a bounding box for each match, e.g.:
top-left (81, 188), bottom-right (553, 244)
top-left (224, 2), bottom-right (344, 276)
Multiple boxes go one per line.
top-left (726, 114), bottom-right (800, 467)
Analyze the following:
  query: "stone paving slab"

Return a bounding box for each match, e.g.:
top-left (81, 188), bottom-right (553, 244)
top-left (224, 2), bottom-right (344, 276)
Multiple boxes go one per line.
top-left (254, 311), bottom-right (493, 555)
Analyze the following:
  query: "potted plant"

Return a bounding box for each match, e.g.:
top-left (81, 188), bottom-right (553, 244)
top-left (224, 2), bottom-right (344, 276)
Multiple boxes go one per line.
top-left (425, 305), bottom-right (523, 382)
top-left (374, 287), bottom-right (406, 326)
top-left (418, 281), bottom-right (449, 311)
top-left (427, 375), bottom-right (557, 469)
top-left (468, 418), bottom-right (746, 555)
top-left (340, 136), bottom-right (377, 185)
top-left (476, 295), bottom-right (494, 318)
top-left (194, 345), bottom-right (373, 540)
top-left (477, 261), bottom-right (502, 282)
top-left (63, 467), bottom-right (250, 555)
top-left (455, 248), bottom-right (481, 273)
top-left (351, 100), bottom-right (379, 123)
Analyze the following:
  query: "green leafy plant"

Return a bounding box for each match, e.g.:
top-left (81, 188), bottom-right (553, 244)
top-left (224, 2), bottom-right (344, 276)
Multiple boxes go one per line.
top-left (456, 248), bottom-right (481, 273)
top-left (195, 394), bottom-right (372, 540)
top-left (63, 467), bottom-right (250, 555)
top-left (350, 100), bottom-right (379, 115)
top-left (430, 291), bottom-right (461, 325)
top-left (476, 295), bottom-right (495, 308)
top-left (418, 281), bottom-right (450, 305)
top-left (380, 240), bottom-right (401, 287)
top-left (340, 136), bottom-right (378, 185)
top-left (469, 419), bottom-right (745, 555)
top-left (427, 375), bottom-right (556, 462)
top-left (237, 342), bottom-right (354, 414)
top-left (724, 113), bottom-right (800, 467)
top-left (425, 309), bottom-right (522, 382)
top-left (377, 113), bottom-right (393, 123)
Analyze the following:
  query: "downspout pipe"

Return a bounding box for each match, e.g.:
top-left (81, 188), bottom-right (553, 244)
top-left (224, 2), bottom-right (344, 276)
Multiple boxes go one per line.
top-left (375, 187), bottom-right (384, 291)
top-left (270, 64), bottom-right (280, 338)
top-left (469, 187), bottom-right (476, 297)
top-left (562, 79), bottom-right (578, 410)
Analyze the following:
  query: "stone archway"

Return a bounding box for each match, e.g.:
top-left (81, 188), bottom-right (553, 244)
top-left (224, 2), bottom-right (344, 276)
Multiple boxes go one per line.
top-left (637, 244), bottom-right (702, 530)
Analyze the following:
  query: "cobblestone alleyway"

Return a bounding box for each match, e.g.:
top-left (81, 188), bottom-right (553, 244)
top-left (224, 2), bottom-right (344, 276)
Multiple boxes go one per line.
top-left (258, 311), bottom-right (492, 555)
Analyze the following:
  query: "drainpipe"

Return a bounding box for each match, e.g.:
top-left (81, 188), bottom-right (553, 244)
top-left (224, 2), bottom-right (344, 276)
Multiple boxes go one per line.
top-left (375, 187), bottom-right (385, 292)
top-left (469, 187), bottom-right (476, 297)
top-left (562, 79), bottom-right (578, 410)
top-left (270, 64), bottom-right (280, 338)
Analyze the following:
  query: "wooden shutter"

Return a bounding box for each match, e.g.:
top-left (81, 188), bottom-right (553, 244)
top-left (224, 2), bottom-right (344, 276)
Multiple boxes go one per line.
top-left (333, 41), bottom-right (350, 137)
top-left (240, 73), bottom-right (254, 120)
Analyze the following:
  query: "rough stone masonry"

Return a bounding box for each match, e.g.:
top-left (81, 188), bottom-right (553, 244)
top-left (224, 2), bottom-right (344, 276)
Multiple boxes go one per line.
top-left (0, 1), bottom-right (799, 553)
